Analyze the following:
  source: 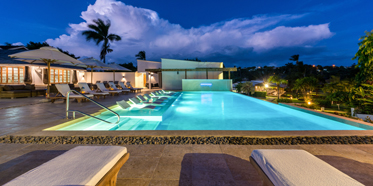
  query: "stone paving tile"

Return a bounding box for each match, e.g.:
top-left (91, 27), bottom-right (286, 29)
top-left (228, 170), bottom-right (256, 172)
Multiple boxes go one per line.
top-left (326, 145), bottom-right (373, 163)
top-left (148, 179), bottom-right (180, 186)
top-left (118, 156), bottom-right (160, 179)
top-left (116, 178), bottom-right (151, 186)
top-left (220, 145), bottom-right (252, 159)
top-left (162, 145), bottom-right (193, 157)
top-left (352, 144), bottom-right (373, 155)
top-left (126, 145), bottom-right (165, 157)
top-left (152, 156), bottom-right (186, 180)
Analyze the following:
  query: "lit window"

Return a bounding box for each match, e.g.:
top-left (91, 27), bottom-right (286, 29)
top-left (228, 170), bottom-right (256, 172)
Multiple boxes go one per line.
top-left (0, 66), bottom-right (25, 84)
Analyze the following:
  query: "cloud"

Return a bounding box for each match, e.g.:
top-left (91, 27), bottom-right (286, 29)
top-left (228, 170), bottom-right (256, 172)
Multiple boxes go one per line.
top-left (46, 0), bottom-right (334, 66)
top-left (11, 42), bottom-right (24, 46)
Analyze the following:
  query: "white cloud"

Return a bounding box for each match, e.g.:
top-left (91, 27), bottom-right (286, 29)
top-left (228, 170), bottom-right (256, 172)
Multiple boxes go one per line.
top-left (46, 0), bottom-right (333, 64)
top-left (11, 42), bottom-right (24, 46)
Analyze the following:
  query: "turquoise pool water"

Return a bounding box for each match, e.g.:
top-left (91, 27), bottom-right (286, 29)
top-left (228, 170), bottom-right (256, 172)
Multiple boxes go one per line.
top-left (53, 91), bottom-right (373, 131)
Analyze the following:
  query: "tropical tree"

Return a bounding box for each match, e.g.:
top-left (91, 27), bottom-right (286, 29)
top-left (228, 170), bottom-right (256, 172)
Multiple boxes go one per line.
top-left (136, 51), bottom-right (146, 60)
top-left (353, 30), bottom-right (373, 84)
top-left (241, 82), bottom-right (254, 95)
top-left (268, 75), bottom-right (287, 99)
top-left (26, 41), bottom-right (49, 49)
top-left (82, 19), bottom-right (121, 63)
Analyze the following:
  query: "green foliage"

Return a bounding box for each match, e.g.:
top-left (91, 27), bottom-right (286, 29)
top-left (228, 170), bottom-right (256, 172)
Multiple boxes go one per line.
top-left (313, 98), bottom-right (331, 107)
top-left (352, 84), bottom-right (373, 114)
top-left (252, 91), bottom-right (267, 97)
top-left (56, 47), bottom-right (80, 59)
top-left (184, 57), bottom-right (201, 62)
top-left (82, 19), bottom-right (121, 63)
top-left (136, 51), bottom-right (146, 60)
top-left (26, 41), bottom-right (49, 49)
top-left (353, 30), bottom-right (373, 84)
top-left (235, 83), bottom-right (243, 93)
top-left (119, 62), bottom-right (137, 72)
top-left (268, 75), bottom-right (288, 99)
top-left (276, 98), bottom-right (292, 103)
top-left (292, 77), bottom-right (318, 100)
top-left (241, 82), bottom-right (254, 95)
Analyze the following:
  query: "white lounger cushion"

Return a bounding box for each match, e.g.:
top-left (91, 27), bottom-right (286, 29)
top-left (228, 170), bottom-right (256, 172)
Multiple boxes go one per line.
top-left (5, 146), bottom-right (127, 186)
top-left (251, 149), bottom-right (363, 186)
top-left (55, 84), bottom-right (93, 98)
top-left (78, 83), bottom-right (109, 95)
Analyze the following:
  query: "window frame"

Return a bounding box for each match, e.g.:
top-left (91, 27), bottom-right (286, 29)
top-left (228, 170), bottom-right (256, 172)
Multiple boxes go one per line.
top-left (0, 66), bottom-right (25, 84)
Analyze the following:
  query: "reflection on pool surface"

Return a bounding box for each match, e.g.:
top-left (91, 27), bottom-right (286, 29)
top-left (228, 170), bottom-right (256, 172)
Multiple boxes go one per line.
top-left (48, 91), bottom-right (373, 131)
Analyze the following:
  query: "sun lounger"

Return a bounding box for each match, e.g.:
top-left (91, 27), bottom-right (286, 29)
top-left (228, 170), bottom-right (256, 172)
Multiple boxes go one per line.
top-left (129, 97), bottom-right (166, 106)
top-left (144, 93), bottom-right (168, 101)
top-left (137, 95), bottom-right (168, 103)
top-left (50, 84), bottom-right (93, 103)
top-left (4, 146), bottom-right (129, 186)
top-left (250, 149), bottom-right (363, 186)
top-left (118, 82), bottom-right (134, 93)
top-left (108, 82), bottom-right (129, 94)
top-left (126, 82), bottom-right (142, 92)
top-left (117, 100), bottom-right (161, 111)
top-left (96, 83), bottom-right (121, 96)
top-left (160, 89), bottom-right (177, 95)
top-left (78, 82), bottom-right (109, 99)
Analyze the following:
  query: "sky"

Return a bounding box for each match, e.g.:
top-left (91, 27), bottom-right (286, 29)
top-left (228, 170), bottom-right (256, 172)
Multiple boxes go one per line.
top-left (1, 0), bottom-right (372, 67)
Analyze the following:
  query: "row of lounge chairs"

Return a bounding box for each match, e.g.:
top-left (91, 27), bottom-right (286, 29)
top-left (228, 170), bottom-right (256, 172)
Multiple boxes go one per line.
top-left (5, 147), bottom-right (363, 186)
top-left (50, 82), bottom-right (142, 103)
top-left (116, 90), bottom-right (178, 111)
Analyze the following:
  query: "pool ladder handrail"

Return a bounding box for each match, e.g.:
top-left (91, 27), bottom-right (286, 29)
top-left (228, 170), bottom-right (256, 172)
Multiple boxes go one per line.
top-left (65, 90), bottom-right (120, 125)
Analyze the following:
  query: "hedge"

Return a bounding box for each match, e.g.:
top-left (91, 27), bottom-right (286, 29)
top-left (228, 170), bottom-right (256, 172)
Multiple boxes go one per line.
top-left (252, 91), bottom-right (267, 97)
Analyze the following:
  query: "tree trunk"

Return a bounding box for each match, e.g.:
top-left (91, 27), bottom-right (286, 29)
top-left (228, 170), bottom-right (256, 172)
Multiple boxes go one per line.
top-left (277, 85), bottom-right (280, 99)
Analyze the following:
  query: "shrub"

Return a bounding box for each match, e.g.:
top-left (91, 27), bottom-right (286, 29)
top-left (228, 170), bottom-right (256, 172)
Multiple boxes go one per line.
top-left (314, 98), bottom-right (331, 107)
top-left (252, 91), bottom-right (266, 97)
top-left (276, 98), bottom-right (293, 103)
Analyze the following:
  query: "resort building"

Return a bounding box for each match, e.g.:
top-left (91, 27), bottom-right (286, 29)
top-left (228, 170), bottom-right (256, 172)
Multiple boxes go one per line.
top-left (0, 46), bottom-right (85, 87)
top-left (138, 58), bottom-right (235, 90)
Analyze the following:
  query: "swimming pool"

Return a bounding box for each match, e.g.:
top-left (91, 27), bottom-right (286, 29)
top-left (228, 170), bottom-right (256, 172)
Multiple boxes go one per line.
top-left (48, 91), bottom-right (373, 131)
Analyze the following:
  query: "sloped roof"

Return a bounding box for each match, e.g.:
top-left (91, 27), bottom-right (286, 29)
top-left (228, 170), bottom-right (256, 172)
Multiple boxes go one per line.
top-left (0, 50), bottom-right (85, 70)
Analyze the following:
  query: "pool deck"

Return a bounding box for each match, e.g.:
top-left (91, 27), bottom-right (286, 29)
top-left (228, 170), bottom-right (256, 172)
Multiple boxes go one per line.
top-left (1, 91), bottom-right (373, 185)
top-left (1, 143), bottom-right (373, 185)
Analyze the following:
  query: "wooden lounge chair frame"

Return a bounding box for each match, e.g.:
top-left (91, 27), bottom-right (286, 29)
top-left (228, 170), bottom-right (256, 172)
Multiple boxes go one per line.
top-left (50, 92), bottom-right (88, 103)
top-left (249, 156), bottom-right (274, 186)
top-left (96, 153), bottom-right (130, 186)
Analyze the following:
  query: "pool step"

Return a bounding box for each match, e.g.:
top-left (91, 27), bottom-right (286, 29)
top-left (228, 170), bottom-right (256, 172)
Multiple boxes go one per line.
top-left (116, 118), bottom-right (144, 130)
top-left (115, 118), bottom-right (161, 130)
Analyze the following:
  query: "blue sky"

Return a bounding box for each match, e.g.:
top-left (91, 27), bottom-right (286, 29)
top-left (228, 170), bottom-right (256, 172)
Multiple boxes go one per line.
top-left (1, 0), bottom-right (372, 67)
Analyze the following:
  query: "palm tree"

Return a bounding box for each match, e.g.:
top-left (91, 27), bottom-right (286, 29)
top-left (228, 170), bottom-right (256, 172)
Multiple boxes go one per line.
top-left (241, 82), bottom-right (254, 95)
top-left (135, 51), bottom-right (146, 60)
top-left (82, 19), bottom-right (121, 63)
top-left (269, 75), bottom-right (288, 99)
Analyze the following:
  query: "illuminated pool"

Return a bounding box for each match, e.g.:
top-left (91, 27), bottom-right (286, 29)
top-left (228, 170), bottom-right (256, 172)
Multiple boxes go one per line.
top-left (47, 91), bottom-right (373, 131)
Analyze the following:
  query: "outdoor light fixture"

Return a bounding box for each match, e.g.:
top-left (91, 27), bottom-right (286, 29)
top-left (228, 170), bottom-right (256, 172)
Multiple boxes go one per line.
top-left (308, 101), bottom-right (311, 105)
top-left (36, 67), bottom-right (42, 73)
top-left (332, 64), bottom-right (335, 67)
top-left (265, 84), bottom-right (269, 88)
top-left (312, 65), bottom-right (315, 67)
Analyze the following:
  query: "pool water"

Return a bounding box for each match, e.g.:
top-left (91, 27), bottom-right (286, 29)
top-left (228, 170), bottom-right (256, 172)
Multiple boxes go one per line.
top-left (51, 91), bottom-right (373, 131)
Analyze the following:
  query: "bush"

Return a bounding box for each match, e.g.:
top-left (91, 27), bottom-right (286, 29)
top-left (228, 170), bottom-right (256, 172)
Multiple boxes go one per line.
top-left (276, 98), bottom-right (293, 103)
top-left (314, 98), bottom-right (331, 107)
top-left (252, 91), bottom-right (267, 97)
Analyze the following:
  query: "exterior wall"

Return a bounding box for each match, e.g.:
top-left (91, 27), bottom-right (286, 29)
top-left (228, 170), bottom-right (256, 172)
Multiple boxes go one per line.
top-left (161, 59), bottom-right (223, 90)
top-left (137, 60), bottom-right (161, 73)
top-left (182, 79), bottom-right (232, 91)
top-left (84, 71), bottom-right (141, 87)
top-left (0, 64), bottom-right (84, 86)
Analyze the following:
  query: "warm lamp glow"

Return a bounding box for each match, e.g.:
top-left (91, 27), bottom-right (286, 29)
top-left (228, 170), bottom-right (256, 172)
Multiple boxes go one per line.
top-left (308, 101), bottom-right (311, 105)
top-left (332, 64), bottom-right (335, 67)
top-left (265, 84), bottom-right (269, 88)
top-left (312, 65), bottom-right (315, 67)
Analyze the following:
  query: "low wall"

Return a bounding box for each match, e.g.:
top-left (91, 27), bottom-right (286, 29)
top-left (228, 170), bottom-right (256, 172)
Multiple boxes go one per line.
top-left (182, 79), bottom-right (232, 91)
